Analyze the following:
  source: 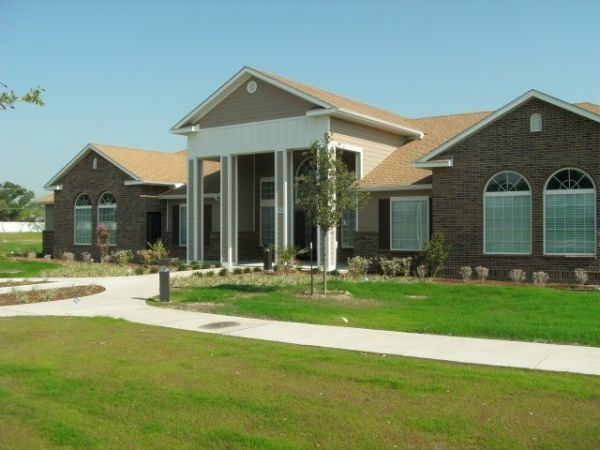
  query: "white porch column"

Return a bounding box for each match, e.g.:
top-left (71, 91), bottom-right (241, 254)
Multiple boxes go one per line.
top-left (196, 159), bottom-right (204, 262)
top-left (220, 155), bottom-right (237, 268)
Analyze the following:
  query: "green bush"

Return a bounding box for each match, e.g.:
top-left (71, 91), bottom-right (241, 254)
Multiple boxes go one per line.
top-left (417, 233), bottom-right (450, 279)
top-left (347, 256), bottom-right (370, 278)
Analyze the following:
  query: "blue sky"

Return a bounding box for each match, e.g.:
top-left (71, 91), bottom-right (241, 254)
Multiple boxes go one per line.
top-left (1, 0), bottom-right (599, 195)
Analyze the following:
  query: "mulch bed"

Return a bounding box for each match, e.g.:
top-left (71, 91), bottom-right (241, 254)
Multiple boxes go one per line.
top-left (0, 285), bottom-right (105, 306)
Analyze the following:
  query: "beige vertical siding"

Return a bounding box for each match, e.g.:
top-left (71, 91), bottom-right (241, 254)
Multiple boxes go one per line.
top-left (330, 118), bottom-right (407, 177)
top-left (200, 78), bottom-right (317, 128)
top-left (359, 189), bottom-right (432, 232)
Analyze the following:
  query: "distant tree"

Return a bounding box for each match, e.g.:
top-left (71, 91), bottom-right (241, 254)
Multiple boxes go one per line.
top-left (0, 83), bottom-right (44, 110)
top-left (0, 181), bottom-right (39, 221)
top-left (295, 134), bottom-right (369, 293)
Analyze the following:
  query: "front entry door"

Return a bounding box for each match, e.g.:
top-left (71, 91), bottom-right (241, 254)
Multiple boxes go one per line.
top-left (146, 212), bottom-right (162, 246)
top-left (294, 210), bottom-right (317, 261)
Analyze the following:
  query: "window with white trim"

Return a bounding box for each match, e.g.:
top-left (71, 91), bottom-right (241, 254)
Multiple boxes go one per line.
top-left (260, 178), bottom-right (275, 246)
top-left (74, 194), bottom-right (92, 245)
top-left (390, 197), bottom-right (429, 251)
top-left (545, 168), bottom-right (596, 255)
top-left (484, 171), bottom-right (531, 254)
top-left (179, 205), bottom-right (187, 246)
top-left (341, 209), bottom-right (356, 248)
top-left (98, 192), bottom-right (117, 246)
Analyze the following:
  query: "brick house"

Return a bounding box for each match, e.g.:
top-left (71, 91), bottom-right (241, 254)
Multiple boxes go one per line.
top-left (41, 143), bottom-right (219, 260)
top-left (41, 68), bottom-right (600, 276)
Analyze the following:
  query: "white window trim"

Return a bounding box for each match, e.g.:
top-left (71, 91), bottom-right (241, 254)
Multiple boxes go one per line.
top-left (543, 168), bottom-right (596, 256)
top-left (389, 196), bottom-right (430, 251)
top-left (260, 177), bottom-right (275, 246)
top-left (483, 171), bottom-right (532, 255)
top-left (97, 192), bottom-right (117, 247)
top-left (74, 194), bottom-right (92, 246)
top-left (341, 209), bottom-right (357, 249)
top-left (179, 204), bottom-right (187, 247)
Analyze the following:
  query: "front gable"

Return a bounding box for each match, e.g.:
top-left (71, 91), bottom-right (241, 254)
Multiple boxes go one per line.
top-left (414, 90), bottom-right (600, 168)
top-left (200, 76), bottom-right (321, 128)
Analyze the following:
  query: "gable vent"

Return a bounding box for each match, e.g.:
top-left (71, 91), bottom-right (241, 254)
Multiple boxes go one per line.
top-left (530, 112), bottom-right (542, 132)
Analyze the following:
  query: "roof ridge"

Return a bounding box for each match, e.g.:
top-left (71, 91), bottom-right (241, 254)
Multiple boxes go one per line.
top-left (92, 143), bottom-right (185, 155)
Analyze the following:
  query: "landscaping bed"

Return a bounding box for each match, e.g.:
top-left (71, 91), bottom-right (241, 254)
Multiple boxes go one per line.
top-left (0, 285), bottom-right (105, 306)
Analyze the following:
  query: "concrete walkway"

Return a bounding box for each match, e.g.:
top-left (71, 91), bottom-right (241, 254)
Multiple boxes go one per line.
top-left (1, 273), bottom-right (599, 376)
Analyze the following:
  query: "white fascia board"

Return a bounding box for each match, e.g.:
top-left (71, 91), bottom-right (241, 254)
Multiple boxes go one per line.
top-left (333, 109), bottom-right (424, 138)
top-left (172, 124), bottom-right (201, 135)
top-left (44, 144), bottom-right (95, 189)
top-left (45, 184), bottom-right (63, 191)
top-left (171, 66), bottom-right (333, 133)
top-left (413, 159), bottom-right (453, 168)
top-left (158, 194), bottom-right (186, 200)
top-left (359, 184), bottom-right (432, 192)
top-left (124, 181), bottom-right (184, 187)
top-left (415, 89), bottom-right (600, 164)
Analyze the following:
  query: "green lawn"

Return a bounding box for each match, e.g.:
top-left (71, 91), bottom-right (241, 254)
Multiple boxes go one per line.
top-left (1, 317), bottom-right (598, 449)
top-left (167, 275), bottom-right (600, 346)
top-left (0, 231), bottom-right (42, 255)
top-left (0, 257), bottom-right (60, 278)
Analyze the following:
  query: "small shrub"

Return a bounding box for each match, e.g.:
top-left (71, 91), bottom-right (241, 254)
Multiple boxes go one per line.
top-left (233, 267), bottom-right (243, 275)
top-left (417, 232), bottom-right (450, 279)
top-left (149, 265), bottom-right (159, 274)
top-left (136, 249), bottom-right (152, 264)
top-left (243, 267), bottom-right (251, 274)
top-left (192, 271), bottom-right (203, 278)
top-left (475, 266), bottom-right (489, 282)
top-left (200, 262), bottom-right (210, 269)
top-left (146, 239), bottom-right (169, 262)
top-left (277, 245), bottom-right (307, 274)
top-left (12, 288), bottom-right (29, 304)
top-left (110, 249), bottom-right (133, 266)
top-left (80, 251), bottom-right (92, 262)
top-left (41, 289), bottom-right (57, 302)
top-left (61, 251), bottom-right (75, 263)
top-left (532, 271), bottom-right (549, 287)
top-left (219, 268), bottom-right (228, 276)
top-left (190, 261), bottom-right (201, 270)
top-left (347, 256), bottom-right (370, 279)
top-left (377, 257), bottom-right (400, 278)
top-left (509, 269), bottom-right (526, 283)
top-left (253, 267), bottom-right (262, 273)
top-left (574, 268), bottom-right (588, 286)
top-left (134, 266), bottom-right (145, 275)
top-left (205, 271), bottom-right (215, 277)
top-left (458, 266), bottom-right (472, 282)
top-left (416, 265), bottom-right (428, 280)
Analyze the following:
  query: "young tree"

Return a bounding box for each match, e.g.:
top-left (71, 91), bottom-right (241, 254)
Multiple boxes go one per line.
top-left (295, 134), bottom-right (369, 293)
top-left (0, 181), bottom-right (36, 221)
top-left (0, 83), bottom-right (44, 110)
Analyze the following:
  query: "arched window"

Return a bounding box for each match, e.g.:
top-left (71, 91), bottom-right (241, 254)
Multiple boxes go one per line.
top-left (545, 169), bottom-right (596, 255)
top-left (484, 171), bottom-right (531, 254)
top-left (98, 192), bottom-right (117, 246)
top-left (530, 112), bottom-right (542, 132)
top-left (74, 194), bottom-right (92, 245)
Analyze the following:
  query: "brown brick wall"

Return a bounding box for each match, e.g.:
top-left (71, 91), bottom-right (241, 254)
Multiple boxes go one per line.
top-left (431, 99), bottom-right (600, 273)
top-left (52, 151), bottom-right (176, 260)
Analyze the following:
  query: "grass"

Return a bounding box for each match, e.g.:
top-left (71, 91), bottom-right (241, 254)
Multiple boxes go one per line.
top-left (1, 316), bottom-right (599, 449)
top-left (166, 274), bottom-right (600, 346)
top-left (0, 231), bottom-right (42, 255)
top-left (0, 257), bottom-right (60, 278)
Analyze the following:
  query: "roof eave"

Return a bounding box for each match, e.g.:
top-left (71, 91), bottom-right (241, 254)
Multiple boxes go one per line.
top-left (124, 181), bottom-right (185, 187)
top-left (413, 159), bottom-right (453, 168)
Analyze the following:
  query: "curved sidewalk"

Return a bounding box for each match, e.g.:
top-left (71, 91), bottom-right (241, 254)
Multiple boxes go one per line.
top-left (1, 273), bottom-right (599, 376)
